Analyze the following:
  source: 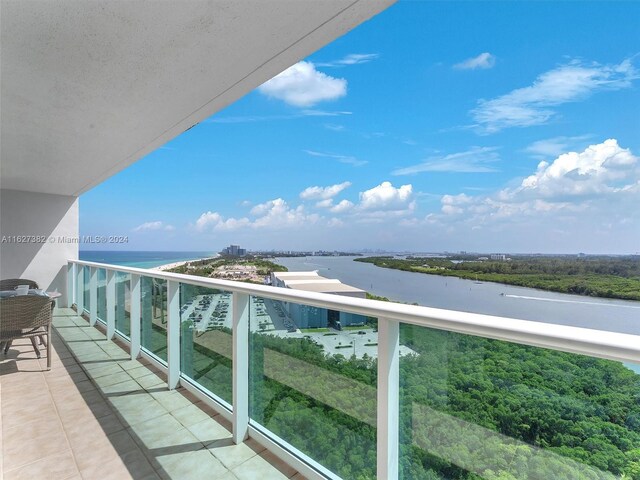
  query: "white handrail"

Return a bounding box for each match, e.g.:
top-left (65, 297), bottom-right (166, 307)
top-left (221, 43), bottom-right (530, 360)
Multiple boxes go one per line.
top-left (68, 259), bottom-right (640, 364)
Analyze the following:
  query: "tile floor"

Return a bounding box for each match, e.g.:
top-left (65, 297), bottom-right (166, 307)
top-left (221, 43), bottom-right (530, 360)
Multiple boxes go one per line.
top-left (0, 308), bottom-right (307, 480)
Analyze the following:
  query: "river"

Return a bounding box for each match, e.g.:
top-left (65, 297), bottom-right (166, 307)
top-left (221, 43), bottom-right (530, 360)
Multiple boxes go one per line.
top-left (274, 256), bottom-right (640, 372)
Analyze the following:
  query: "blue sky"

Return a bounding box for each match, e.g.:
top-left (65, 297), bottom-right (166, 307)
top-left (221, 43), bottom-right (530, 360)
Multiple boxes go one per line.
top-left (81, 1), bottom-right (640, 254)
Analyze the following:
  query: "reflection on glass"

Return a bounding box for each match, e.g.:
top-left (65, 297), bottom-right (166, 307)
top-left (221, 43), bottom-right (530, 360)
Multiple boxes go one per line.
top-left (399, 324), bottom-right (640, 480)
top-left (249, 296), bottom-right (377, 479)
top-left (83, 266), bottom-right (90, 313)
top-left (115, 272), bottom-right (131, 338)
top-left (96, 269), bottom-right (106, 323)
top-left (141, 277), bottom-right (167, 362)
top-left (179, 284), bottom-right (232, 403)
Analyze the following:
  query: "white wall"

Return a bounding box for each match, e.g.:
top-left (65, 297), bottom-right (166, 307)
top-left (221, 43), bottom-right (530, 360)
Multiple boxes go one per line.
top-left (0, 189), bottom-right (78, 306)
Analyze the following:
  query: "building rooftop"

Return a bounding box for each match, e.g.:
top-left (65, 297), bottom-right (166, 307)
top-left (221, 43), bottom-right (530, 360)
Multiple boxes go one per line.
top-left (272, 271), bottom-right (366, 295)
top-left (0, 308), bottom-right (301, 480)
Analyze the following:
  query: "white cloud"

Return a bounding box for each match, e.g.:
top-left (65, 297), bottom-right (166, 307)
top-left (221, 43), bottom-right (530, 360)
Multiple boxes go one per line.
top-left (525, 135), bottom-right (592, 159)
top-left (517, 139), bottom-right (638, 199)
top-left (215, 217), bottom-right (252, 231)
top-left (300, 181), bottom-right (352, 200)
top-left (195, 212), bottom-right (222, 232)
top-left (330, 200), bottom-right (354, 213)
top-left (434, 140), bottom-right (639, 224)
top-left (317, 53), bottom-right (379, 67)
top-left (195, 199), bottom-right (318, 232)
top-left (304, 150), bottom-right (367, 167)
top-left (472, 58), bottom-right (638, 133)
top-left (133, 221), bottom-right (175, 232)
top-left (315, 199), bottom-right (334, 208)
top-left (454, 52), bottom-right (496, 70)
top-left (359, 182), bottom-right (414, 212)
top-left (392, 147), bottom-right (500, 175)
top-left (258, 61), bottom-right (347, 107)
top-left (209, 110), bottom-right (351, 123)
top-left (441, 194), bottom-right (473, 215)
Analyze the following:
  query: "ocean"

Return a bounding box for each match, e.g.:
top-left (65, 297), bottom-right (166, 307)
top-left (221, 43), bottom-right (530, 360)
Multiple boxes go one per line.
top-left (79, 250), bottom-right (215, 269)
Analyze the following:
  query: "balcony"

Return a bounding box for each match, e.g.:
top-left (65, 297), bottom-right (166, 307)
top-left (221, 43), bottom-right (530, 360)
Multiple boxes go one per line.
top-left (3, 260), bottom-right (637, 480)
top-left (1, 306), bottom-right (299, 480)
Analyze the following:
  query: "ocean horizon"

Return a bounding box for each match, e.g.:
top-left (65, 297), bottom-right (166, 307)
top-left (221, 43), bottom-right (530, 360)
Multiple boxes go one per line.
top-left (79, 250), bottom-right (215, 269)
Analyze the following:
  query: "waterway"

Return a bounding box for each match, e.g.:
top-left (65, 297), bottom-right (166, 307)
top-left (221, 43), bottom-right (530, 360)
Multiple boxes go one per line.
top-left (274, 256), bottom-right (640, 372)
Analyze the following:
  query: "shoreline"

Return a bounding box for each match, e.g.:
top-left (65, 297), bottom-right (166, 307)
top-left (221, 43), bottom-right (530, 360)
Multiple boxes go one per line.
top-left (151, 256), bottom-right (217, 272)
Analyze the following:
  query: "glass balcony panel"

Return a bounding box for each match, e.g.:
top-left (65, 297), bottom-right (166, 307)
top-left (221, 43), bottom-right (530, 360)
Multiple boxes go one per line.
top-left (82, 266), bottom-right (91, 312)
top-left (179, 284), bottom-right (232, 404)
top-left (96, 268), bottom-right (106, 323)
top-left (249, 296), bottom-right (377, 479)
top-left (398, 324), bottom-right (640, 480)
top-left (114, 272), bottom-right (131, 338)
top-left (140, 276), bottom-right (168, 362)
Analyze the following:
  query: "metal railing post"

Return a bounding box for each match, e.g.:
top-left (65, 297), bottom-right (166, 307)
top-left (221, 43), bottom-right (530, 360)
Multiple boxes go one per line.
top-left (377, 316), bottom-right (399, 480)
top-left (167, 280), bottom-right (180, 389)
top-left (233, 292), bottom-right (250, 444)
top-left (130, 274), bottom-right (141, 359)
top-left (106, 270), bottom-right (116, 339)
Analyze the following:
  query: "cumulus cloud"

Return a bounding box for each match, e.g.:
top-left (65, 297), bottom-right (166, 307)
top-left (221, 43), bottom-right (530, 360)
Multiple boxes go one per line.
top-left (195, 199), bottom-right (318, 232)
top-left (300, 181), bottom-right (352, 200)
top-left (315, 199), bottom-right (334, 208)
top-left (454, 52), bottom-right (496, 70)
top-left (317, 53), bottom-right (379, 67)
top-left (359, 182), bottom-right (414, 212)
top-left (258, 61), bottom-right (347, 107)
top-left (392, 147), bottom-right (500, 175)
top-left (517, 139), bottom-right (638, 199)
top-left (195, 212), bottom-right (223, 232)
top-left (133, 221), bottom-right (175, 232)
top-left (435, 140), bottom-right (639, 223)
top-left (472, 58), bottom-right (638, 133)
top-left (330, 200), bottom-right (354, 213)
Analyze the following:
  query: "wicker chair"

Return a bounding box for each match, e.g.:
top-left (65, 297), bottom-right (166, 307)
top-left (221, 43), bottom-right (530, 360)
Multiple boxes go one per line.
top-left (0, 295), bottom-right (53, 369)
top-left (0, 278), bottom-right (49, 349)
top-left (0, 278), bottom-right (39, 290)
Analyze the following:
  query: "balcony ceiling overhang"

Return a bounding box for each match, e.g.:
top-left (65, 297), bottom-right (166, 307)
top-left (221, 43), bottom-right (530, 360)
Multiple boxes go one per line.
top-left (1, 0), bottom-right (394, 196)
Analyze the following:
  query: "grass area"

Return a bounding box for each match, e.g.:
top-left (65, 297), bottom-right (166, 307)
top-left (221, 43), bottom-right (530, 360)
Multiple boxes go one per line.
top-left (301, 328), bottom-right (330, 333)
top-left (335, 344), bottom-right (354, 349)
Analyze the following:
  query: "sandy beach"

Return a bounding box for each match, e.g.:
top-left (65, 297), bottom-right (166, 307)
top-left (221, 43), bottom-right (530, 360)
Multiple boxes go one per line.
top-left (151, 256), bottom-right (217, 272)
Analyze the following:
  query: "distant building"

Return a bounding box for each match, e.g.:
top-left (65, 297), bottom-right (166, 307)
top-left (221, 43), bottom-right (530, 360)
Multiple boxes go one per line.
top-left (220, 244), bottom-right (246, 257)
top-left (490, 254), bottom-right (507, 261)
top-left (271, 271), bottom-right (367, 330)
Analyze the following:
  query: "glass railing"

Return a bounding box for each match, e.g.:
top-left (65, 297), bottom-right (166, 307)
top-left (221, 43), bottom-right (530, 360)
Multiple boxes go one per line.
top-left (398, 324), bottom-right (638, 480)
top-left (97, 268), bottom-right (106, 323)
top-left (141, 276), bottom-right (168, 362)
top-left (249, 296), bottom-right (377, 479)
top-left (180, 284), bottom-right (233, 404)
top-left (67, 260), bottom-right (640, 480)
top-left (114, 271), bottom-right (131, 338)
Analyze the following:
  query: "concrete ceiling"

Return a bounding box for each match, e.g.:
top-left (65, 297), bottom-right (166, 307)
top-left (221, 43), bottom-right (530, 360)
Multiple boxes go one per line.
top-left (1, 0), bottom-right (394, 196)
